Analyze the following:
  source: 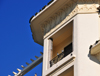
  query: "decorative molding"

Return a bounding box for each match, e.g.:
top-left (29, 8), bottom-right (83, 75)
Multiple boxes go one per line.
top-left (41, 3), bottom-right (99, 37)
top-left (30, 0), bottom-right (100, 23)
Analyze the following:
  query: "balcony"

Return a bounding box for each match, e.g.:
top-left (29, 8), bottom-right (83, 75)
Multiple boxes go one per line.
top-left (50, 43), bottom-right (72, 67)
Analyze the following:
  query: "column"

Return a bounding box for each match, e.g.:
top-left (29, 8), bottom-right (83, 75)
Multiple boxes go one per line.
top-left (48, 38), bottom-right (53, 68)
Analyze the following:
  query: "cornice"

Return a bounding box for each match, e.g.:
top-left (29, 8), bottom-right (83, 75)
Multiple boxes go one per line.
top-left (41, 4), bottom-right (99, 38)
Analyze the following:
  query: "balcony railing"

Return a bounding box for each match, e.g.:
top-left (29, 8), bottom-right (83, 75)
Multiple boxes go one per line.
top-left (50, 43), bottom-right (72, 67)
top-left (50, 52), bottom-right (64, 67)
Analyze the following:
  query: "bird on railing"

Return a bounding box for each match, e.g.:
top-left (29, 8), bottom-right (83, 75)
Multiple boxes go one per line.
top-left (34, 73), bottom-right (37, 76)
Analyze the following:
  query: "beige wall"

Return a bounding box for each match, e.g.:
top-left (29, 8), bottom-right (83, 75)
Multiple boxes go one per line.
top-left (53, 35), bottom-right (72, 58)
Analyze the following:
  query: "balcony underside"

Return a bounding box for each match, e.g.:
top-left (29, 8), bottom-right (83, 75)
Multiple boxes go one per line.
top-left (58, 66), bottom-right (73, 76)
top-left (91, 41), bottom-right (100, 55)
top-left (90, 40), bottom-right (100, 61)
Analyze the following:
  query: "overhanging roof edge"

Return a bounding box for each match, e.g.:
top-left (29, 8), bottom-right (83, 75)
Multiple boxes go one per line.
top-left (30, 0), bottom-right (57, 23)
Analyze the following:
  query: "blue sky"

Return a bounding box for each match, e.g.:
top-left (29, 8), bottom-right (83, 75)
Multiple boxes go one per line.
top-left (0, 0), bottom-right (51, 76)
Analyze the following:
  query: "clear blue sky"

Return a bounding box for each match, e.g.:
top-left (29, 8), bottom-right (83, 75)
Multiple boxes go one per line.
top-left (0, 0), bottom-right (51, 76)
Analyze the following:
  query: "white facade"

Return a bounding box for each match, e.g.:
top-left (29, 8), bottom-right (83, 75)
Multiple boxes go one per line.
top-left (30, 0), bottom-right (100, 76)
top-left (42, 13), bottom-right (100, 76)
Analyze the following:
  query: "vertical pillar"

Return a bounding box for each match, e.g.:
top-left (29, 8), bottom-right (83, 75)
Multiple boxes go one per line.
top-left (42, 39), bottom-right (48, 76)
top-left (48, 38), bottom-right (53, 68)
top-left (49, 38), bottom-right (53, 60)
top-left (42, 38), bottom-right (53, 76)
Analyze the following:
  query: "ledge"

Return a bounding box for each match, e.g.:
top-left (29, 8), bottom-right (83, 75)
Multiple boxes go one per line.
top-left (91, 41), bottom-right (100, 55)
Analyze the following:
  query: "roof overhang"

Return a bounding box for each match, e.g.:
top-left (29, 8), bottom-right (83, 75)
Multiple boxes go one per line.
top-left (30, 0), bottom-right (71, 46)
top-left (30, 0), bottom-right (99, 46)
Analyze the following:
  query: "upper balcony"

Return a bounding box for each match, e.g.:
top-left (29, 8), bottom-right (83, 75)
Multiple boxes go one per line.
top-left (43, 12), bottom-right (75, 76)
top-left (47, 21), bottom-right (73, 68)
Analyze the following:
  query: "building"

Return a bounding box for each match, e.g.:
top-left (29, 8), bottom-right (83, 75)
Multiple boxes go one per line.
top-left (30, 0), bottom-right (100, 76)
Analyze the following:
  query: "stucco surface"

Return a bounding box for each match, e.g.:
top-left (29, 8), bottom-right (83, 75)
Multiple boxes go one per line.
top-left (74, 13), bottom-right (100, 76)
